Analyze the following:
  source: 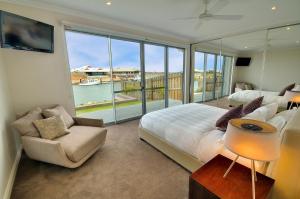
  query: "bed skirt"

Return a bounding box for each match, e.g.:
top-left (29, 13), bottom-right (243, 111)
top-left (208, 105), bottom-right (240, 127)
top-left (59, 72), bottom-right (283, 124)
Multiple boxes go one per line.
top-left (138, 126), bottom-right (203, 172)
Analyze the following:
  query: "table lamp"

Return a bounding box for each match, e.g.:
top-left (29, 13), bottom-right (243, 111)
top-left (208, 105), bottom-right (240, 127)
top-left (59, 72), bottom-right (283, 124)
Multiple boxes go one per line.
top-left (284, 90), bottom-right (300, 109)
top-left (223, 119), bottom-right (280, 199)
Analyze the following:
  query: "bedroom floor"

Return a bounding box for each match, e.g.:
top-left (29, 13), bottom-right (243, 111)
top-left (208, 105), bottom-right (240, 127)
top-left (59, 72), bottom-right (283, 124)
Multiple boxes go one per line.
top-left (11, 98), bottom-right (229, 199)
top-left (11, 120), bottom-right (190, 199)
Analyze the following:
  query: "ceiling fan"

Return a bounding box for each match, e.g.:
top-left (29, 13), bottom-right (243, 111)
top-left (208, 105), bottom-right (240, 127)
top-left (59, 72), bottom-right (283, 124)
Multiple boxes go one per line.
top-left (173, 0), bottom-right (243, 24)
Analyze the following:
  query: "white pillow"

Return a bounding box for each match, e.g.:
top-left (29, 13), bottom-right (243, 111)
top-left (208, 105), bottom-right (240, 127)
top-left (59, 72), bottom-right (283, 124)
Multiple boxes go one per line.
top-left (243, 109), bottom-right (267, 121)
top-left (267, 115), bottom-right (287, 136)
top-left (243, 103), bottom-right (278, 121)
top-left (276, 109), bottom-right (297, 121)
top-left (292, 84), bottom-right (300, 91)
top-left (262, 103), bottom-right (279, 120)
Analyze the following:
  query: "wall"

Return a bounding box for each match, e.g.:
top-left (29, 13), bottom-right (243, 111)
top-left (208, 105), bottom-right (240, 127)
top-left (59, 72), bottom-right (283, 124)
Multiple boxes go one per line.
top-left (0, 49), bottom-right (20, 199)
top-left (235, 48), bottom-right (300, 91)
top-left (0, 2), bottom-right (189, 115)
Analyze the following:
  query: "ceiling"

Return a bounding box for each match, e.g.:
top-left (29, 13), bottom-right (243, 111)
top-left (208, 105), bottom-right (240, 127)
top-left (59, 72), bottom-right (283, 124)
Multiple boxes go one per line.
top-left (5, 0), bottom-right (300, 42)
top-left (205, 24), bottom-right (300, 52)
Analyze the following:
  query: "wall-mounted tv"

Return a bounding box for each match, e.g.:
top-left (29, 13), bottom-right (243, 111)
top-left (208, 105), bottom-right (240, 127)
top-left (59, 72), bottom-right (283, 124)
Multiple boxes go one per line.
top-left (0, 11), bottom-right (54, 53)
top-left (235, 57), bottom-right (251, 66)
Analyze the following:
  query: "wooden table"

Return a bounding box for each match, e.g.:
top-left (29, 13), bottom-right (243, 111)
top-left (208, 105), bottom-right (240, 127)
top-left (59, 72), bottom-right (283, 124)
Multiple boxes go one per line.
top-left (189, 155), bottom-right (274, 199)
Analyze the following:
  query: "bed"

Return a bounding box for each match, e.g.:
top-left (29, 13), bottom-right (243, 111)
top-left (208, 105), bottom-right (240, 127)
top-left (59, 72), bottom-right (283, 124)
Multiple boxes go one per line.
top-left (139, 104), bottom-right (300, 198)
top-left (228, 90), bottom-right (288, 112)
top-left (139, 103), bottom-right (268, 173)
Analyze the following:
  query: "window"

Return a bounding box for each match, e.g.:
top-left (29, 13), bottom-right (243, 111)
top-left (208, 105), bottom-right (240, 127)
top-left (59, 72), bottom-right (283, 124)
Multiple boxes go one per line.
top-left (65, 30), bottom-right (186, 123)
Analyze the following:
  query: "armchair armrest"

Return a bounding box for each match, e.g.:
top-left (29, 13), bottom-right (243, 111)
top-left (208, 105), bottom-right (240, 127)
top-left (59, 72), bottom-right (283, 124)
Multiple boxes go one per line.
top-left (73, 117), bottom-right (104, 127)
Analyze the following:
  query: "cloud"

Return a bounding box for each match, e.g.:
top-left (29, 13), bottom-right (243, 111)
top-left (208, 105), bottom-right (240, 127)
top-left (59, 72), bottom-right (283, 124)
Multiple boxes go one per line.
top-left (65, 31), bottom-right (184, 73)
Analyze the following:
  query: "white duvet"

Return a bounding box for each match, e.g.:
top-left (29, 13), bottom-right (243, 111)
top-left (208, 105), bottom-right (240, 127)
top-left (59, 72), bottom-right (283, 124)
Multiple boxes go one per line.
top-left (228, 90), bottom-right (288, 108)
top-left (140, 103), bottom-right (227, 162)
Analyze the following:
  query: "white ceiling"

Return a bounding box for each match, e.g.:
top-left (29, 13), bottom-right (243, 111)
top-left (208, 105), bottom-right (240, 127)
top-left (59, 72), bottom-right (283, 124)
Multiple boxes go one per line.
top-left (5, 0), bottom-right (300, 42)
top-left (205, 24), bottom-right (300, 52)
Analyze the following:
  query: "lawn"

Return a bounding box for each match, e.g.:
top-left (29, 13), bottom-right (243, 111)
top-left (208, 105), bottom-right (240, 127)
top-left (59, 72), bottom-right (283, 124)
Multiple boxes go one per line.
top-left (76, 100), bottom-right (142, 115)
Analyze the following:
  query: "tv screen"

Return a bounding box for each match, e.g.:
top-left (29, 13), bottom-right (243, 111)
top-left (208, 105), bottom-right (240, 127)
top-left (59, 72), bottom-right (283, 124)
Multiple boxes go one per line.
top-left (235, 57), bottom-right (251, 66)
top-left (0, 11), bottom-right (54, 53)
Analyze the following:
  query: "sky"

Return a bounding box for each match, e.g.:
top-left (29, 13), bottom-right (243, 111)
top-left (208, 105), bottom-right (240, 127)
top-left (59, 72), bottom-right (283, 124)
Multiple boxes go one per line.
top-left (65, 31), bottom-right (184, 72)
top-left (195, 52), bottom-right (224, 71)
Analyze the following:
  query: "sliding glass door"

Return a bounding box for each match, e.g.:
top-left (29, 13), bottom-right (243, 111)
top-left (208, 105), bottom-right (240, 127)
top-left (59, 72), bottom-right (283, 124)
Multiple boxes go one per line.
top-left (144, 44), bottom-right (166, 113)
top-left (65, 31), bottom-right (115, 123)
top-left (193, 51), bottom-right (232, 102)
top-left (65, 30), bottom-right (185, 123)
top-left (168, 47), bottom-right (184, 107)
top-left (194, 52), bottom-right (205, 102)
top-left (111, 38), bottom-right (143, 121)
top-left (204, 53), bottom-right (216, 101)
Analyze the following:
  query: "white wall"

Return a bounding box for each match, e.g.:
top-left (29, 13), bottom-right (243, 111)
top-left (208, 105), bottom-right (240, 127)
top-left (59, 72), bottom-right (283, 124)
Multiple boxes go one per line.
top-left (235, 48), bottom-right (300, 91)
top-left (0, 49), bottom-right (20, 199)
top-left (0, 2), bottom-right (189, 115)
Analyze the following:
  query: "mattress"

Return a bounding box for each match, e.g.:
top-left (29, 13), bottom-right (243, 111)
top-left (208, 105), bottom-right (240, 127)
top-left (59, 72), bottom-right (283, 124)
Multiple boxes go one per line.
top-left (228, 90), bottom-right (288, 109)
top-left (140, 103), bottom-right (227, 162)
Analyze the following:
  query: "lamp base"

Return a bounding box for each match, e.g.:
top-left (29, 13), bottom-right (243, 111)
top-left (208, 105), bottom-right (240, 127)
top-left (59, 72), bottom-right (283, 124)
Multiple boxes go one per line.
top-left (223, 155), bottom-right (257, 199)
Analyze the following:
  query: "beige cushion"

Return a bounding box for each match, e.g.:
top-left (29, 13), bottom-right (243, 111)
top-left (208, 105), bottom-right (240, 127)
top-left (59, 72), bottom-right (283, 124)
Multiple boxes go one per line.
top-left (43, 105), bottom-right (74, 128)
top-left (12, 107), bottom-right (43, 137)
top-left (55, 126), bottom-right (107, 162)
top-left (33, 116), bottom-right (70, 140)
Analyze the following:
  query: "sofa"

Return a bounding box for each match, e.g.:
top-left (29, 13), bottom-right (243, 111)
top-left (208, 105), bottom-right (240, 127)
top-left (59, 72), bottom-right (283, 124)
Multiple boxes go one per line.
top-left (12, 105), bottom-right (107, 168)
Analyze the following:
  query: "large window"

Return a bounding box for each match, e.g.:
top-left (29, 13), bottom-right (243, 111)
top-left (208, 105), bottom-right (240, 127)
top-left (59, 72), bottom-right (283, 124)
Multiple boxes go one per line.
top-left (193, 51), bottom-right (233, 102)
top-left (65, 30), bottom-right (185, 123)
top-left (168, 47), bottom-right (184, 107)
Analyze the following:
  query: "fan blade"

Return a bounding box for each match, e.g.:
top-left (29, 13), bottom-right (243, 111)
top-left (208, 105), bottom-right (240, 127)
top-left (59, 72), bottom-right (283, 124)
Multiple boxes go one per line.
top-left (172, 16), bottom-right (199, 20)
top-left (209, 14), bottom-right (243, 20)
top-left (210, 0), bottom-right (230, 13)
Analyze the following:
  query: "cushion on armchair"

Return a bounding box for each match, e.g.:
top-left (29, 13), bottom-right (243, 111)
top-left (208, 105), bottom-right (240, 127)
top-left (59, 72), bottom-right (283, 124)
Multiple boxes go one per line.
top-left (43, 105), bottom-right (75, 128)
top-left (12, 107), bottom-right (43, 137)
top-left (33, 116), bottom-right (70, 140)
top-left (55, 126), bottom-right (107, 162)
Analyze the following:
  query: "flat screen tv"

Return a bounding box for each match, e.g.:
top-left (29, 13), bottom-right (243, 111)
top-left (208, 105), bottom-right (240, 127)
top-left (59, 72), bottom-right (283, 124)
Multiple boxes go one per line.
top-left (0, 11), bottom-right (54, 53)
top-left (235, 57), bottom-right (251, 66)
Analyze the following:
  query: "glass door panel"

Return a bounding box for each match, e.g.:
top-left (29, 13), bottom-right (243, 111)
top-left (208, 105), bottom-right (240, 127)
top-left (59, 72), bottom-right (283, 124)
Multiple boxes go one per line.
top-left (111, 39), bottom-right (142, 122)
top-left (65, 31), bottom-right (114, 123)
top-left (168, 47), bottom-right (184, 107)
top-left (204, 53), bottom-right (216, 101)
top-left (144, 44), bottom-right (165, 113)
top-left (215, 55), bottom-right (224, 99)
top-left (193, 52), bottom-right (205, 102)
top-left (222, 56), bottom-right (233, 96)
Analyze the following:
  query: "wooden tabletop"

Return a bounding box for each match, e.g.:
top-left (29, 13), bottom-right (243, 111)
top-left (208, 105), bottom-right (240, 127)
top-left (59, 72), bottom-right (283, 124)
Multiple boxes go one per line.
top-left (291, 96), bottom-right (300, 103)
top-left (190, 155), bottom-right (275, 199)
top-left (230, 118), bottom-right (277, 134)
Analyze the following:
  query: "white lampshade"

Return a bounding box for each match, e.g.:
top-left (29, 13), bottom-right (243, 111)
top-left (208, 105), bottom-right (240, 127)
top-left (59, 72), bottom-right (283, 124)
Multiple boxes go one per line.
top-left (224, 119), bottom-right (280, 161)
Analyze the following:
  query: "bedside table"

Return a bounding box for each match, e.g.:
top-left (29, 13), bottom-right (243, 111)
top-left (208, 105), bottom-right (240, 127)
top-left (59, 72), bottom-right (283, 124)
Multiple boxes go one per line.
top-left (189, 155), bottom-right (274, 199)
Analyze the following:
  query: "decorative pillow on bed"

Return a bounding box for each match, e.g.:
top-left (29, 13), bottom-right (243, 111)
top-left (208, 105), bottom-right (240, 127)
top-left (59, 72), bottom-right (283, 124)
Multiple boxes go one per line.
top-left (216, 105), bottom-right (243, 131)
top-left (242, 96), bottom-right (264, 115)
top-left (278, 83), bottom-right (295, 96)
top-left (243, 103), bottom-right (278, 121)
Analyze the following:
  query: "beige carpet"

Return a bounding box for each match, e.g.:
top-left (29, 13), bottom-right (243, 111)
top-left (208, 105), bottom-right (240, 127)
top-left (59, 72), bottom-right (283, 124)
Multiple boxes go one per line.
top-left (11, 120), bottom-right (190, 199)
top-left (203, 97), bottom-right (231, 110)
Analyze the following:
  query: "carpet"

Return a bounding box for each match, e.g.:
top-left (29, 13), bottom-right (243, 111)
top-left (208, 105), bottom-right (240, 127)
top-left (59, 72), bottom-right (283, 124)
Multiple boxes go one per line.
top-left (11, 120), bottom-right (190, 199)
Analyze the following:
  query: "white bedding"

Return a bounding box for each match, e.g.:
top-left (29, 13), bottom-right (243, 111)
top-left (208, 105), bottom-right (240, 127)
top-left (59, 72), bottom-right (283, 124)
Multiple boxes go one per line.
top-left (228, 90), bottom-right (288, 108)
top-left (140, 103), bottom-right (227, 162)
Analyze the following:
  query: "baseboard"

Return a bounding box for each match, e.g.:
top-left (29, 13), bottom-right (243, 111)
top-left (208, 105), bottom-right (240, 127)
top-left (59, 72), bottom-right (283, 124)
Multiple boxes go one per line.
top-left (3, 147), bottom-right (22, 199)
